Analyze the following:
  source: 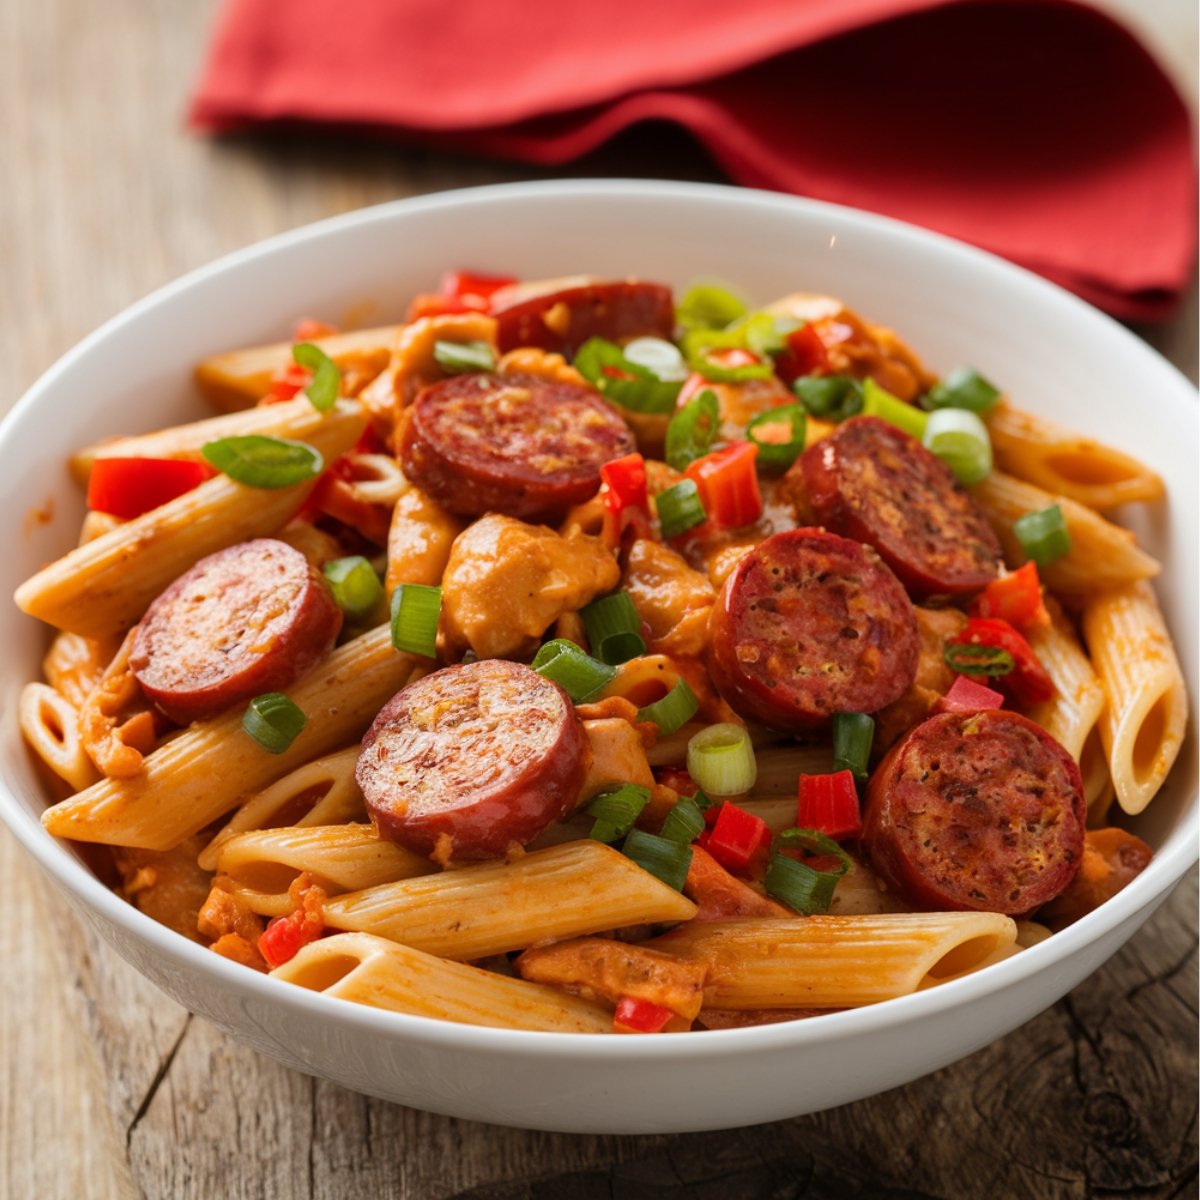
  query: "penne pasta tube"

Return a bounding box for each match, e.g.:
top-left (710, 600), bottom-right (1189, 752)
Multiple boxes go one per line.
top-left (214, 824), bottom-right (433, 917)
top-left (19, 682), bottom-right (100, 792)
top-left (197, 745), bottom-right (368, 870)
top-left (16, 401), bottom-right (366, 640)
top-left (195, 326), bottom-right (399, 412)
top-left (40, 626), bottom-right (416, 850)
top-left (273, 932), bottom-right (613, 1032)
top-left (969, 470), bottom-right (1159, 597)
top-left (1080, 727), bottom-right (1117, 826)
top-left (651, 913), bottom-right (1016, 1008)
top-left (320, 841), bottom-right (698, 960)
top-left (1081, 581), bottom-right (1188, 816)
top-left (1024, 598), bottom-right (1106, 760)
top-left (984, 401), bottom-right (1164, 510)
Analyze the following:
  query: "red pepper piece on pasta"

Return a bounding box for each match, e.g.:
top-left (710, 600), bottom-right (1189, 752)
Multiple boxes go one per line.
top-left (266, 359), bottom-right (313, 403)
top-left (86, 457), bottom-right (216, 520)
top-left (600, 452), bottom-right (650, 525)
top-left (613, 995), bottom-right (675, 1034)
top-left (775, 323), bottom-right (831, 385)
top-left (934, 675), bottom-right (1005, 715)
top-left (701, 802), bottom-right (772, 873)
top-left (258, 873), bottom-right (326, 969)
top-left (949, 617), bottom-right (1055, 706)
top-left (797, 770), bottom-right (862, 841)
top-left (970, 562), bottom-right (1049, 631)
top-left (685, 442), bottom-right (763, 528)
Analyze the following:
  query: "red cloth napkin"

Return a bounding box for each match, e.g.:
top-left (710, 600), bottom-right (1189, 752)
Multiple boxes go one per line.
top-left (190, 0), bottom-right (1196, 320)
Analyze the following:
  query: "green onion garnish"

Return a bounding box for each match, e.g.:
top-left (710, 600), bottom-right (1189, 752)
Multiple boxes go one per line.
top-left (390, 583), bottom-right (442, 658)
top-left (573, 337), bottom-right (681, 414)
top-left (776, 826), bottom-right (855, 869)
top-left (323, 556), bottom-right (384, 619)
top-left (745, 403), bottom-right (807, 471)
top-left (622, 829), bottom-right (693, 892)
top-left (586, 783), bottom-right (651, 843)
top-left (682, 335), bottom-right (774, 382)
top-left (687, 723), bottom-right (757, 796)
top-left (292, 342), bottom-right (341, 412)
top-left (636, 679), bottom-right (699, 736)
top-left (792, 375), bottom-right (864, 422)
top-left (832, 712), bottom-right (875, 783)
top-left (531, 638), bottom-right (616, 703)
top-left (656, 479), bottom-right (707, 539)
top-left (201, 435), bottom-right (324, 489)
top-left (921, 367), bottom-right (1001, 414)
top-left (764, 830), bottom-right (851, 915)
top-left (579, 591), bottom-right (646, 665)
top-left (1014, 504), bottom-right (1072, 566)
top-left (943, 643), bottom-right (1016, 677)
top-left (242, 692), bottom-right (306, 754)
top-left (677, 283), bottom-right (748, 332)
top-left (622, 337), bottom-right (688, 382)
top-left (433, 339), bottom-right (497, 375)
top-left (664, 389), bottom-right (720, 472)
top-left (862, 378), bottom-right (928, 440)
top-left (923, 407), bottom-right (993, 484)
top-left (659, 795), bottom-right (705, 845)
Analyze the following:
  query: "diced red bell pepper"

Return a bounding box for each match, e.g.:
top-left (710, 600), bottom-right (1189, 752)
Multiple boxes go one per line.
top-left (797, 770), bottom-right (862, 840)
top-left (258, 874), bottom-right (326, 969)
top-left (675, 372), bottom-right (711, 408)
top-left (613, 995), bottom-right (675, 1034)
top-left (291, 317), bottom-right (338, 341)
top-left (600, 452), bottom-right (649, 522)
top-left (685, 442), bottom-right (763, 528)
top-left (86, 457), bottom-right (217, 520)
top-left (266, 360), bottom-right (313, 403)
top-left (774, 323), bottom-right (831, 385)
top-left (970, 562), bottom-right (1050, 631)
top-left (949, 617), bottom-right (1055, 707)
top-left (701, 801), bottom-right (772, 873)
top-left (934, 675), bottom-right (1005, 715)
top-left (437, 270), bottom-right (517, 304)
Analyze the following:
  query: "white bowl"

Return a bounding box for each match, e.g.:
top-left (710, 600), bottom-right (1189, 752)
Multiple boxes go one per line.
top-left (2, 180), bottom-right (1195, 1134)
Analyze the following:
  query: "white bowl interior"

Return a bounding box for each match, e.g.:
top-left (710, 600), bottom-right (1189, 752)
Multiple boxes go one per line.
top-left (1, 181), bottom-right (1195, 1131)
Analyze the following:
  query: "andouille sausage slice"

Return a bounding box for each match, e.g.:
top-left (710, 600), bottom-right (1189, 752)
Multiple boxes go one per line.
top-left (789, 415), bottom-right (1001, 598)
top-left (707, 528), bottom-right (920, 731)
top-left (130, 538), bottom-right (342, 725)
top-left (862, 709), bottom-right (1085, 917)
top-left (399, 371), bottom-right (635, 522)
top-left (357, 659), bottom-right (589, 862)
top-left (492, 279), bottom-right (674, 357)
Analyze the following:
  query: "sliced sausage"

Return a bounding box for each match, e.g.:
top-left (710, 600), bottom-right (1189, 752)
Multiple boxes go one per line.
top-left (357, 659), bottom-right (589, 862)
top-left (492, 280), bottom-right (674, 357)
top-left (862, 709), bottom-right (1085, 917)
top-left (399, 371), bottom-right (635, 522)
top-left (707, 528), bottom-right (919, 731)
top-left (789, 415), bottom-right (1001, 598)
top-left (130, 538), bottom-right (342, 724)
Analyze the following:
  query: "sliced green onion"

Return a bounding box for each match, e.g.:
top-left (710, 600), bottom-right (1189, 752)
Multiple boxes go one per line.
top-left (622, 337), bottom-right (688, 382)
top-left (677, 283), bottom-right (748, 332)
top-left (687, 723), bottom-right (757, 796)
top-left (637, 679), bottom-right (699, 736)
top-left (622, 829), bottom-right (693, 892)
top-left (792, 375), bottom-right (863, 422)
top-left (531, 638), bottom-right (616, 703)
top-left (390, 583), bottom-right (442, 657)
top-left (1013, 504), bottom-right (1072, 566)
top-left (944, 643), bottom-right (1016, 677)
top-left (746, 403), bottom-right (807, 471)
top-left (655, 479), bottom-right (707, 539)
top-left (862, 378), bottom-right (928, 440)
top-left (579, 592), bottom-right (645, 665)
top-left (292, 342), bottom-right (341, 412)
top-left (433, 339), bottom-right (496, 375)
top-left (682, 328), bottom-right (774, 382)
top-left (764, 832), bottom-right (851, 916)
top-left (323, 556), bottom-right (384, 619)
top-left (832, 712), bottom-right (875, 783)
top-left (735, 312), bottom-right (801, 358)
top-left (921, 367), bottom-right (1001, 414)
top-left (923, 407), bottom-right (993, 484)
top-left (776, 827), bottom-right (854, 871)
top-left (242, 692), bottom-right (306, 754)
top-left (201, 435), bottom-right (324, 489)
top-left (586, 784), bottom-right (651, 843)
top-left (659, 795), bottom-right (705, 846)
top-left (664, 389), bottom-right (719, 471)
top-left (573, 337), bottom-right (681, 414)
top-left (689, 788), bottom-right (717, 811)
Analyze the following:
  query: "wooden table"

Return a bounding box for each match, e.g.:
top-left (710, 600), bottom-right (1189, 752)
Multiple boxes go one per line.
top-left (3, 2), bottom-right (1196, 1196)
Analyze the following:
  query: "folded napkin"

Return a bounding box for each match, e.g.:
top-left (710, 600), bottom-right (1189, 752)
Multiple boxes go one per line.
top-left (190, 0), bottom-right (1196, 320)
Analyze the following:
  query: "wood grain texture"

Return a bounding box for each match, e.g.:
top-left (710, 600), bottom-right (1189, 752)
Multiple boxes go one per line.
top-left (1, 0), bottom-right (1196, 1198)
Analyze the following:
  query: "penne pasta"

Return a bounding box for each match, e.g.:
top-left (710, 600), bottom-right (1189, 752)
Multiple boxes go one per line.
top-left (19, 682), bottom-right (100, 792)
top-left (651, 913), bottom-right (1016, 1008)
top-left (1080, 727), bottom-right (1117, 826)
top-left (42, 631), bottom-right (115, 709)
top-left (320, 841), bottom-right (698, 960)
top-left (273, 932), bottom-right (613, 1032)
top-left (969, 470), bottom-right (1159, 597)
top-left (984, 401), bottom-right (1164, 510)
top-left (15, 401), bottom-right (366, 640)
top-left (1081, 581), bottom-right (1188, 816)
top-left (40, 626), bottom-right (417, 850)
